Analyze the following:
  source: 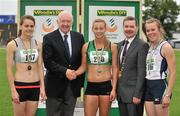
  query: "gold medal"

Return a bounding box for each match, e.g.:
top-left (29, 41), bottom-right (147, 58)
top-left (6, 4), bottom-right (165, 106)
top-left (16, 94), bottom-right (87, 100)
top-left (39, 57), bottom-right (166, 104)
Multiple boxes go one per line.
top-left (121, 62), bottom-right (125, 72)
top-left (118, 70), bottom-right (122, 77)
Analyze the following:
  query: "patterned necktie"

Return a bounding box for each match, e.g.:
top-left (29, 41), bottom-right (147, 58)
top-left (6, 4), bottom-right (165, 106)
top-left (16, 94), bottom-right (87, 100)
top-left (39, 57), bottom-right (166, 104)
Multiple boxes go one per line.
top-left (122, 40), bottom-right (129, 64)
top-left (64, 34), bottom-right (70, 58)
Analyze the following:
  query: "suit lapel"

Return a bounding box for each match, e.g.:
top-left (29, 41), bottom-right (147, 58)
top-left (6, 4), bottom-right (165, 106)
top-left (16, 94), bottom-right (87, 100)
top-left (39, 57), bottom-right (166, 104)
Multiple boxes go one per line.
top-left (126, 37), bottom-right (138, 58)
top-left (118, 41), bottom-right (124, 55)
top-left (117, 41), bottom-right (124, 67)
top-left (70, 31), bottom-right (74, 60)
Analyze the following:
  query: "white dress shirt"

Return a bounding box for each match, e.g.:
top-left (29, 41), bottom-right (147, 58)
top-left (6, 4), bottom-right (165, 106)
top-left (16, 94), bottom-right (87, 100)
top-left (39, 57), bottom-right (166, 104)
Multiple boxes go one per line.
top-left (59, 30), bottom-right (72, 57)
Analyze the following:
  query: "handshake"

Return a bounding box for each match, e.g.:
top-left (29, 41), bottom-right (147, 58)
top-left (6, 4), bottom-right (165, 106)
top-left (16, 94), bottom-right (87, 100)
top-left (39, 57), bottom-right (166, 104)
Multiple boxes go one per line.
top-left (65, 69), bottom-right (78, 80)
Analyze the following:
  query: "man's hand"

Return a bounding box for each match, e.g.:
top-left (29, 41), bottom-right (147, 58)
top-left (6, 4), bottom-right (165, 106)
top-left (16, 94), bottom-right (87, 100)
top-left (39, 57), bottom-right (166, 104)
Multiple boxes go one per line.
top-left (66, 69), bottom-right (77, 80)
top-left (133, 97), bottom-right (141, 104)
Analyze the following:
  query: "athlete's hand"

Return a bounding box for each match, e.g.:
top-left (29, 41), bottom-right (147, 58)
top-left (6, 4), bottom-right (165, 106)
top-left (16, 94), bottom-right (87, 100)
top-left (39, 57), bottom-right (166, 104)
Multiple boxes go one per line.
top-left (110, 89), bottom-right (116, 101)
top-left (162, 96), bottom-right (170, 108)
top-left (40, 88), bottom-right (47, 101)
top-left (66, 69), bottom-right (77, 80)
top-left (12, 90), bottom-right (20, 104)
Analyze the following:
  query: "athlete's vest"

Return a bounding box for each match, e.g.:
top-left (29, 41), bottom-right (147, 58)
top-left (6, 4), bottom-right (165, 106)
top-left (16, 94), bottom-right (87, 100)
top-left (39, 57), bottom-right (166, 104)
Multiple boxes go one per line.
top-left (146, 41), bottom-right (168, 80)
top-left (87, 40), bottom-right (112, 65)
top-left (13, 37), bottom-right (39, 63)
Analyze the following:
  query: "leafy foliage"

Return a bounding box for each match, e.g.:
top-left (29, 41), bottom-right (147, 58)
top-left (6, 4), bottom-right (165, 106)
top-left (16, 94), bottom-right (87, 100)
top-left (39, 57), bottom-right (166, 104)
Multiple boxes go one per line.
top-left (143, 0), bottom-right (180, 38)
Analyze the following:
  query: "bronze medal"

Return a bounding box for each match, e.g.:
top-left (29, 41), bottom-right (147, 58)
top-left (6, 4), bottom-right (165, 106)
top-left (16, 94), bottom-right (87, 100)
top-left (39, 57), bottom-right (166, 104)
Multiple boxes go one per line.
top-left (20, 38), bottom-right (32, 71)
top-left (27, 65), bottom-right (32, 70)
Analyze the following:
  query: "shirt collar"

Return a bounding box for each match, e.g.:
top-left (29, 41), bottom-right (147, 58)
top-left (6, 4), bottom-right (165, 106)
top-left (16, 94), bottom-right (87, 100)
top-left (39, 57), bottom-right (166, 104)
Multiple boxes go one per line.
top-left (125, 35), bottom-right (136, 45)
top-left (58, 29), bottom-right (70, 40)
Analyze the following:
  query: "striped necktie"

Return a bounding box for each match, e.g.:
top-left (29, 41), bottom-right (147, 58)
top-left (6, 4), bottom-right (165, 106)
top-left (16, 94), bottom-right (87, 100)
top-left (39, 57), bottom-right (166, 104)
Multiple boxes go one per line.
top-left (122, 40), bottom-right (129, 64)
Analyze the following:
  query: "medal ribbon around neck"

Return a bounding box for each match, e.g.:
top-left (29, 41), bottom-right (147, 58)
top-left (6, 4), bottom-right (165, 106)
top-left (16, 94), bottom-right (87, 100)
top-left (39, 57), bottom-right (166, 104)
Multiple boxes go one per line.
top-left (94, 40), bottom-right (104, 66)
top-left (148, 39), bottom-right (163, 61)
top-left (94, 40), bottom-right (105, 74)
top-left (20, 37), bottom-right (32, 71)
top-left (150, 39), bottom-right (163, 51)
top-left (147, 39), bottom-right (163, 74)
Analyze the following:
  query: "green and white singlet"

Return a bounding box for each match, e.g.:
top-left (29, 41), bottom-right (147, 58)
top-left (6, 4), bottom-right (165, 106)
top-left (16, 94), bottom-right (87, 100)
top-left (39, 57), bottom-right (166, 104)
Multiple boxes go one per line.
top-left (87, 40), bottom-right (112, 65)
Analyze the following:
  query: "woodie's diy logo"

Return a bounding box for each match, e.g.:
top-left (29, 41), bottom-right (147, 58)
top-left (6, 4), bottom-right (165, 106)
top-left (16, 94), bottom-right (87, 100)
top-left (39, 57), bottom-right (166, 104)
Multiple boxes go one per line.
top-left (33, 10), bottom-right (63, 32)
top-left (97, 10), bottom-right (127, 32)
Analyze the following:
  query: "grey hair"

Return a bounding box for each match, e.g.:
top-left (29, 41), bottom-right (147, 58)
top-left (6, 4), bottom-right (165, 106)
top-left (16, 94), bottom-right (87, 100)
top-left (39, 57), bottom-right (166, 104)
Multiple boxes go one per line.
top-left (57, 10), bottom-right (73, 24)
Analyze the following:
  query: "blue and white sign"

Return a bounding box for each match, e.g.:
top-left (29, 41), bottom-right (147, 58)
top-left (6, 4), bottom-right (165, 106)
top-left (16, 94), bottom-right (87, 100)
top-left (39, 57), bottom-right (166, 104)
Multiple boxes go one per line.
top-left (0, 15), bottom-right (15, 24)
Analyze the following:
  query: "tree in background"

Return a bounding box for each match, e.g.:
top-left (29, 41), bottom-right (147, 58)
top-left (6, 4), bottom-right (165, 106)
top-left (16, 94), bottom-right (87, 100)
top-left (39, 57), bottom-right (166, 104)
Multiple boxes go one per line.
top-left (143, 0), bottom-right (180, 38)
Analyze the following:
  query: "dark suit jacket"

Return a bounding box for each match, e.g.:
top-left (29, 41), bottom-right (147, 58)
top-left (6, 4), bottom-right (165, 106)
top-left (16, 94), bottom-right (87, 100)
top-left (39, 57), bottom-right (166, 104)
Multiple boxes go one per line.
top-left (43, 29), bottom-right (85, 98)
top-left (117, 37), bottom-right (149, 103)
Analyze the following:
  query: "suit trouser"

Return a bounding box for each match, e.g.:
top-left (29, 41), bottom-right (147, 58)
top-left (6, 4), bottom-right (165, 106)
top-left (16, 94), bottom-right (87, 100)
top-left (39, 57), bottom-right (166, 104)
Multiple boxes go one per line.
top-left (118, 99), bottom-right (144, 116)
top-left (46, 83), bottom-right (77, 116)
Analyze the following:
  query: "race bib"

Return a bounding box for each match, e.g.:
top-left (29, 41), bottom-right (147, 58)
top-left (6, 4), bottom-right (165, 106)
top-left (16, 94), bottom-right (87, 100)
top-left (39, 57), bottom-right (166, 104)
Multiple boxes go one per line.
top-left (89, 51), bottom-right (109, 64)
top-left (19, 49), bottom-right (38, 63)
top-left (146, 57), bottom-right (156, 71)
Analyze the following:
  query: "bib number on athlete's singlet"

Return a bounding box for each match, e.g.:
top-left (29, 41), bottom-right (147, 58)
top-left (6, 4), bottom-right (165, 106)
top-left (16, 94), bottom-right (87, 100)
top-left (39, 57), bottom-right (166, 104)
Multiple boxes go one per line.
top-left (19, 49), bottom-right (38, 62)
top-left (89, 51), bottom-right (108, 64)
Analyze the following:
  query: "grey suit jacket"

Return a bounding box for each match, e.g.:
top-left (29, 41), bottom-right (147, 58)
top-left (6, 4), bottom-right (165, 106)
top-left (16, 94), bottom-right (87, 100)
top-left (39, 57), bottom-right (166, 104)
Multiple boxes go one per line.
top-left (117, 37), bottom-right (149, 103)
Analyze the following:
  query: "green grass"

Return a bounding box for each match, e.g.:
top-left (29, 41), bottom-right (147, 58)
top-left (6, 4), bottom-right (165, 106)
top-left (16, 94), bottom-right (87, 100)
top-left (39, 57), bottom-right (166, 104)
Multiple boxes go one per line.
top-left (0, 48), bottom-right (13, 116)
top-left (170, 50), bottom-right (180, 115)
top-left (0, 48), bottom-right (180, 116)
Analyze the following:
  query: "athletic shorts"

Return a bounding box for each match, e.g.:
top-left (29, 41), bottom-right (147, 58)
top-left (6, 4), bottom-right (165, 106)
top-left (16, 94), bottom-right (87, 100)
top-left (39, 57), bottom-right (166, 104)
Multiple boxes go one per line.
top-left (15, 81), bottom-right (40, 102)
top-left (144, 79), bottom-right (169, 104)
top-left (85, 80), bottom-right (112, 95)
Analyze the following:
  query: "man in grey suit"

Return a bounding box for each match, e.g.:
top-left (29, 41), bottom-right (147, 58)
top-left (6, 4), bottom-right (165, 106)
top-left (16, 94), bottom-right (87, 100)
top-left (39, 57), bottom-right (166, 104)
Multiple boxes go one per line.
top-left (117, 16), bottom-right (149, 116)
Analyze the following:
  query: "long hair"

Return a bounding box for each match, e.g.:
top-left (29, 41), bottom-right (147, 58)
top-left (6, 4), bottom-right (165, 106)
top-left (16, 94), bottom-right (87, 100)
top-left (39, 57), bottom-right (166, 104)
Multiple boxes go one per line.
top-left (145, 18), bottom-right (166, 39)
top-left (18, 15), bottom-right (35, 37)
top-left (92, 19), bottom-right (110, 50)
top-left (92, 19), bottom-right (107, 29)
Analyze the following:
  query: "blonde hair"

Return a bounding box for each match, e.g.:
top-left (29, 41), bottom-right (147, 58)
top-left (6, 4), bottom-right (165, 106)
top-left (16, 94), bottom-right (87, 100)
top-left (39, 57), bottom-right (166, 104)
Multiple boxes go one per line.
top-left (92, 19), bottom-right (110, 50)
top-left (92, 19), bottom-right (107, 29)
top-left (145, 18), bottom-right (166, 39)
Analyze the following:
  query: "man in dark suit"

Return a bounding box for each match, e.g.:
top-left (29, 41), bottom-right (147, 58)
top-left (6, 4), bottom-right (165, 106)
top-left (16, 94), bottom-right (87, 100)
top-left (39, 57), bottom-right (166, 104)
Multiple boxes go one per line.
top-left (43, 11), bottom-right (85, 116)
top-left (117, 16), bottom-right (149, 116)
